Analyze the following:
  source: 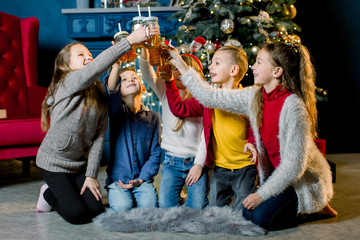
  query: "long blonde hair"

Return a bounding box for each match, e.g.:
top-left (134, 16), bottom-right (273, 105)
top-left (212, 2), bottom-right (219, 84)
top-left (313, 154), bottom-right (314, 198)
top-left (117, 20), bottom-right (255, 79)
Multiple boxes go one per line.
top-left (172, 54), bottom-right (204, 131)
top-left (41, 42), bottom-right (108, 131)
top-left (251, 42), bottom-right (318, 138)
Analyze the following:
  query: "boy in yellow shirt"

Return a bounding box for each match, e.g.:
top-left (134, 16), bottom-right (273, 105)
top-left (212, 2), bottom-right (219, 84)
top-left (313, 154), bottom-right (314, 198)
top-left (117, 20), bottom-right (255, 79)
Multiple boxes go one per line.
top-left (164, 46), bottom-right (257, 210)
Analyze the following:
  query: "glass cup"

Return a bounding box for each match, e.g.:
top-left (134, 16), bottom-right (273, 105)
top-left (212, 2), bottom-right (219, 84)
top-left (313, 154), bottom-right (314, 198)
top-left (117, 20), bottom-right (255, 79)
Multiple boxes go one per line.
top-left (132, 16), bottom-right (145, 48)
top-left (143, 16), bottom-right (161, 49)
top-left (114, 31), bottom-right (137, 63)
top-left (148, 37), bottom-right (170, 66)
top-left (132, 16), bottom-right (143, 31)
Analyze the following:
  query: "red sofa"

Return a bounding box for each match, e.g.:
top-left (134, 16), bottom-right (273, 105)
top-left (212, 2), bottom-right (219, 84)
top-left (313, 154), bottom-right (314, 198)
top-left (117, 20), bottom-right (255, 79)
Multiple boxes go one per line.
top-left (0, 12), bottom-right (47, 176)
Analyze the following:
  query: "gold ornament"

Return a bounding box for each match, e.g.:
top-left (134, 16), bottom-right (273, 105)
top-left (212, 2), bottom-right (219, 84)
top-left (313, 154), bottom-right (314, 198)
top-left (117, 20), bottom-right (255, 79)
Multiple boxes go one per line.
top-left (249, 10), bottom-right (271, 24)
top-left (204, 41), bottom-right (216, 53)
top-left (284, 34), bottom-right (301, 45)
top-left (283, 4), bottom-right (297, 19)
top-left (250, 46), bottom-right (261, 55)
top-left (220, 19), bottom-right (235, 34)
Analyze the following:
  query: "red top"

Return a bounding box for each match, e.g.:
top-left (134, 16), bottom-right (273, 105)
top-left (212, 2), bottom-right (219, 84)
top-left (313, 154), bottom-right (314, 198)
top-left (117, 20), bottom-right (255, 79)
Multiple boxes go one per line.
top-left (260, 85), bottom-right (292, 169)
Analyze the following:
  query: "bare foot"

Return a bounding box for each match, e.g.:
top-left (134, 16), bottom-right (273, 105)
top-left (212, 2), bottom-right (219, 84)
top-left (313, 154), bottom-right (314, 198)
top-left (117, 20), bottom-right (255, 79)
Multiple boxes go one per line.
top-left (319, 204), bottom-right (337, 217)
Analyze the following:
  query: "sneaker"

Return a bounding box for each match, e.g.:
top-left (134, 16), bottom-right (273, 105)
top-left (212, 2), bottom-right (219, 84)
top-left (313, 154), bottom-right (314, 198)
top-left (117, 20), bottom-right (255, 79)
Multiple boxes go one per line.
top-left (36, 184), bottom-right (52, 212)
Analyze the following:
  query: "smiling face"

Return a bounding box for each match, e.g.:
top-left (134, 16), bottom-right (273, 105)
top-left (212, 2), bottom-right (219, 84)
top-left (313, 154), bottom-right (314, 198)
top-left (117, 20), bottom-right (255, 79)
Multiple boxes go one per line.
top-left (119, 70), bottom-right (144, 97)
top-left (251, 48), bottom-right (281, 91)
top-left (68, 44), bottom-right (93, 70)
top-left (208, 50), bottom-right (236, 87)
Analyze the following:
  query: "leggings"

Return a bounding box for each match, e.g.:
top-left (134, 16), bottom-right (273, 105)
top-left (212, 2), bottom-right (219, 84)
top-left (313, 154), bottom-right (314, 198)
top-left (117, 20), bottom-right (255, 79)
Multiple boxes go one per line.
top-left (39, 168), bottom-right (104, 224)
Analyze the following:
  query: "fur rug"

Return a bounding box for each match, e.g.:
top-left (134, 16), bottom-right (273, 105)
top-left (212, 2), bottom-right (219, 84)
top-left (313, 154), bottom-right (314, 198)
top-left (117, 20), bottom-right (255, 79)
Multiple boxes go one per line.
top-left (94, 206), bottom-right (266, 236)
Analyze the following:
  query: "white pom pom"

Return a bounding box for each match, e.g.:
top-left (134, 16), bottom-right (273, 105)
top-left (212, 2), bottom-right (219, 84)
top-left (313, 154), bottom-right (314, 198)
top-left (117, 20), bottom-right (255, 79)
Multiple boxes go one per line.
top-left (46, 96), bottom-right (54, 106)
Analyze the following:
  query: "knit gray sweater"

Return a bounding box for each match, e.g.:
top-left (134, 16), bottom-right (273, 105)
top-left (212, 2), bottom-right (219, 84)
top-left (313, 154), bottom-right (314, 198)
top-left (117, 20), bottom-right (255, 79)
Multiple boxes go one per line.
top-left (36, 39), bottom-right (132, 178)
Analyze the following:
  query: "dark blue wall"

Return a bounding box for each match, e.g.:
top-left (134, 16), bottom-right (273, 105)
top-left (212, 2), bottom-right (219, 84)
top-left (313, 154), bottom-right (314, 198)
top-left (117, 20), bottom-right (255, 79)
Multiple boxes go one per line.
top-left (1, 0), bottom-right (359, 153)
top-left (0, 0), bottom-right (75, 49)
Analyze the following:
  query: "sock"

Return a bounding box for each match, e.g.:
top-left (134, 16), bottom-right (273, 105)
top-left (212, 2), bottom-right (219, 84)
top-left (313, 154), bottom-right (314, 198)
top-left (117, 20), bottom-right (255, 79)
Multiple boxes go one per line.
top-left (319, 204), bottom-right (338, 217)
top-left (36, 184), bottom-right (52, 212)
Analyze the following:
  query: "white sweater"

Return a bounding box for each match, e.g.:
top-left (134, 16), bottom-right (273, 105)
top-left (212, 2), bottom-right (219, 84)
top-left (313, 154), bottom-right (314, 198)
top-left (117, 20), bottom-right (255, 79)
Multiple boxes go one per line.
top-left (140, 59), bottom-right (206, 165)
top-left (181, 68), bottom-right (334, 214)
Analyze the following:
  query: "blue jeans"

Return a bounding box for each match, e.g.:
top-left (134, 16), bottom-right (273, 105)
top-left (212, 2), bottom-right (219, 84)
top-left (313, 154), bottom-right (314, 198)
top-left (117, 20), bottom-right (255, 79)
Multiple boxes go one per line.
top-left (243, 187), bottom-right (298, 230)
top-left (159, 151), bottom-right (209, 209)
top-left (209, 165), bottom-right (258, 210)
top-left (107, 181), bottom-right (158, 213)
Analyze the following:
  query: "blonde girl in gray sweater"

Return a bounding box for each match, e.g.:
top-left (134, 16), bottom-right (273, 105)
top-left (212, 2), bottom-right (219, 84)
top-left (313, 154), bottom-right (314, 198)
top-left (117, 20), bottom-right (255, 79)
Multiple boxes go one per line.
top-left (35, 26), bottom-right (158, 224)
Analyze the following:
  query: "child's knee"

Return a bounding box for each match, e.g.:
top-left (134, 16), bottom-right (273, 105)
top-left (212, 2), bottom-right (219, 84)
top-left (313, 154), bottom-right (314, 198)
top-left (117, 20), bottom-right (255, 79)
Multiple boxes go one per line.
top-left (243, 207), bottom-right (273, 230)
top-left (138, 195), bottom-right (158, 208)
top-left (137, 183), bottom-right (158, 208)
top-left (110, 200), bottom-right (133, 213)
top-left (64, 206), bottom-right (92, 224)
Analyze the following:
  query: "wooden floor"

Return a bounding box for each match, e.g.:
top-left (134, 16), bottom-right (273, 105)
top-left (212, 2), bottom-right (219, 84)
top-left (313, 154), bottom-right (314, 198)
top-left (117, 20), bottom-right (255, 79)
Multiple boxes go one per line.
top-left (0, 153), bottom-right (359, 240)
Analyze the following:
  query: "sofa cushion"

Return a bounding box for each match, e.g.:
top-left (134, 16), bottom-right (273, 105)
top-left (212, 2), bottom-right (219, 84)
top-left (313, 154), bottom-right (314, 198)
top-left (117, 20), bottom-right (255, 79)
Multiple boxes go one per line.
top-left (0, 118), bottom-right (45, 146)
top-left (0, 12), bottom-right (29, 118)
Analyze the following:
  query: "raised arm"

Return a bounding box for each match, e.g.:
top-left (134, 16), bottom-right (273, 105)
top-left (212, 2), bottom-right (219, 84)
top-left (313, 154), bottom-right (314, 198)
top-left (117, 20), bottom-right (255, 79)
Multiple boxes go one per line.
top-left (62, 38), bottom-right (131, 97)
top-left (62, 27), bottom-right (159, 96)
top-left (107, 60), bottom-right (121, 91)
top-left (180, 68), bottom-right (254, 116)
top-left (139, 49), bottom-right (166, 100)
top-left (165, 80), bottom-right (203, 118)
top-left (166, 48), bottom-right (254, 116)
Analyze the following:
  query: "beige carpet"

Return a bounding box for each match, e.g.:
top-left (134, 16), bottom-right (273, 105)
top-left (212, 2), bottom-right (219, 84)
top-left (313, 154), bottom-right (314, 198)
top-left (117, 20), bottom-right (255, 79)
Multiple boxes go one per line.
top-left (0, 153), bottom-right (359, 240)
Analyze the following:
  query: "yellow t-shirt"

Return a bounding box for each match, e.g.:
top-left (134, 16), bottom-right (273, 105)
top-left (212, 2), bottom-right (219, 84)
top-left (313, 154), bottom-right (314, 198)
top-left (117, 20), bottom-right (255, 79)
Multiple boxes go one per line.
top-left (211, 108), bottom-right (253, 169)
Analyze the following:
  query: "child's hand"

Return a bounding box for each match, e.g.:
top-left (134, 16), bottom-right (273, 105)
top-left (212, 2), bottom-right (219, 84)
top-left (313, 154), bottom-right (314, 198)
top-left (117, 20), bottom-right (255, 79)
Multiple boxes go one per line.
top-left (244, 143), bottom-right (258, 164)
top-left (242, 192), bottom-right (263, 210)
top-left (80, 177), bottom-right (102, 201)
top-left (185, 164), bottom-right (203, 186)
top-left (117, 179), bottom-right (144, 189)
top-left (128, 179), bottom-right (144, 188)
top-left (127, 26), bottom-right (159, 46)
top-left (166, 48), bottom-right (189, 74)
top-left (159, 63), bottom-right (173, 82)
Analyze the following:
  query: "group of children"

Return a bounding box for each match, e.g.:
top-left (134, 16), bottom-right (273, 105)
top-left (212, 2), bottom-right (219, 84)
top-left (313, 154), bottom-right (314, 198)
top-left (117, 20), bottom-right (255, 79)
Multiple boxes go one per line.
top-left (35, 25), bottom-right (337, 230)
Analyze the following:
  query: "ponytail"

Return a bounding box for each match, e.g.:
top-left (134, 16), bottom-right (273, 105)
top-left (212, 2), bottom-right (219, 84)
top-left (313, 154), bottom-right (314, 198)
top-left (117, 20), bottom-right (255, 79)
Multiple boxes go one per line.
top-left (297, 44), bottom-right (318, 138)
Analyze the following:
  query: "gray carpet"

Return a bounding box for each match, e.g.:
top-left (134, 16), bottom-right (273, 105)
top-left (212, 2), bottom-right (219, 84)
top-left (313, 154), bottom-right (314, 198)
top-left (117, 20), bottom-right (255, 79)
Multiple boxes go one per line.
top-left (94, 206), bottom-right (266, 235)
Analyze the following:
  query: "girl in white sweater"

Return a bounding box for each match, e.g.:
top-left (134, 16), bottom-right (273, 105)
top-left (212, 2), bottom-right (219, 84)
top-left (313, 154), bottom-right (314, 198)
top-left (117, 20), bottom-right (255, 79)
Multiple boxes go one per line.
top-left (166, 42), bottom-right (337, 230)
top-left (140, 50), bottom-right (208, 209)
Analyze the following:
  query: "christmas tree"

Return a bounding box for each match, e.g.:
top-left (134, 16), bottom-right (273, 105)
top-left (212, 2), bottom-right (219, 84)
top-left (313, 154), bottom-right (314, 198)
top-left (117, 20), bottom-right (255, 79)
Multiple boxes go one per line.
top-left (168, 0), bottom-right (301, 85)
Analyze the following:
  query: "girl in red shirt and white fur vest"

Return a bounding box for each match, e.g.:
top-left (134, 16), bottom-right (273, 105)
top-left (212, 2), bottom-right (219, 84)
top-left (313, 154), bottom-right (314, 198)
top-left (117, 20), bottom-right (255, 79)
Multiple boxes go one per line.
top-left (166, 42), bottom-right (337, 231)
